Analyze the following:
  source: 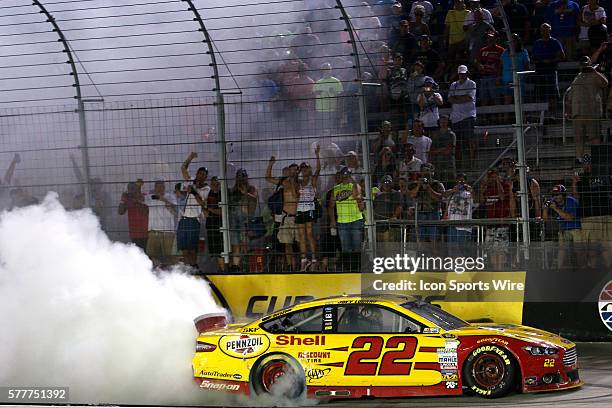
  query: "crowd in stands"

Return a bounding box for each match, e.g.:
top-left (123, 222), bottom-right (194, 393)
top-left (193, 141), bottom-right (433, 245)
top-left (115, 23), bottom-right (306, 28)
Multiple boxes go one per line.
top-left (4, 0), bottom-right (611, 273)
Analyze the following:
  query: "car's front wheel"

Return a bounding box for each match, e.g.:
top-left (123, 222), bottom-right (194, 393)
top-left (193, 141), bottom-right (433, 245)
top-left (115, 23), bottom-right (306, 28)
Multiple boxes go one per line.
top-left (252, 354), bottom-right (305, 399)
top-left (463, 344), bottom-right (517, 398)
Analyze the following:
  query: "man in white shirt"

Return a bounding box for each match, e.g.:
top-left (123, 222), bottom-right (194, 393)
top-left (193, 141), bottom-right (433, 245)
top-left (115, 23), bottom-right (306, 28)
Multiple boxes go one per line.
top-left (177, 152), bottom-right (210, 268)
top-left (463, 0), bottom-right (494, 28)
top-left (397, 143), bottom-right (423, 180)
top-left (448, 65), bottom-right (477, 168)
top-left (404, 119), bottom-right (432, 163)
top-left (145, 181), bottom-right (177, 267)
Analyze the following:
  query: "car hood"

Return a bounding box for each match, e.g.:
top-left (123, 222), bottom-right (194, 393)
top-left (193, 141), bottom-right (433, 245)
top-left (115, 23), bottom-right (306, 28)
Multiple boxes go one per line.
top-left (450, 323), bottom-right (575, 349)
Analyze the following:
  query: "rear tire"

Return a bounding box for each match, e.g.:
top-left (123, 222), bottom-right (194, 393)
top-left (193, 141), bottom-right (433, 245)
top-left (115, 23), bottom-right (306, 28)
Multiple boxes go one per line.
top-left (252, 354), bottom-right (305, 399)
top-left (463, 344), bottom-right (517, 398)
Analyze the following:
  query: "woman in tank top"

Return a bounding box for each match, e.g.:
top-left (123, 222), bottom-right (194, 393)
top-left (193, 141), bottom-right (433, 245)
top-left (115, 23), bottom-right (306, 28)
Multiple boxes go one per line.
top-left (296, 144), bottom-right (321, 271)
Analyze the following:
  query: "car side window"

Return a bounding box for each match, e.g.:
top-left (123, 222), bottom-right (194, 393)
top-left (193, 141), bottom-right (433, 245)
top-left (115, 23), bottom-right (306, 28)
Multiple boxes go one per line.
top-left (336, 305), bottom-right (422, 334)
top-left (260, 307), bottom-right (323, 333)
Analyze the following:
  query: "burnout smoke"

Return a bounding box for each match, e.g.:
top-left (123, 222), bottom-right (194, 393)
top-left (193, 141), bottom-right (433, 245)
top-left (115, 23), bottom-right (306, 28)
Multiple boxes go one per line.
top-left (0, 193), bottom-right (225, 404)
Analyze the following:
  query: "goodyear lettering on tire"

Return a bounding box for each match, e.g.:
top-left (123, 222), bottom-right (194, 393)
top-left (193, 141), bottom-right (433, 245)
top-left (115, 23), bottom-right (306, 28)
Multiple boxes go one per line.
top-left (471, 345), bottom-right (511, 365)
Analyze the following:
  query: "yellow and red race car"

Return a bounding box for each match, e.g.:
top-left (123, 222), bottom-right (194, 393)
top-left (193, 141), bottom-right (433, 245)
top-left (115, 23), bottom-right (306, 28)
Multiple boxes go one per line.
top-left (192, 295), bottom-right (582, 399)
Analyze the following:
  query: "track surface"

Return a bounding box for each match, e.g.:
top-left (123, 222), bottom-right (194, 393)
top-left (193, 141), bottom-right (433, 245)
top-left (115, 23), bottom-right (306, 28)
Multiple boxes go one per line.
top-left (321, 342), bottom-right (612, 408)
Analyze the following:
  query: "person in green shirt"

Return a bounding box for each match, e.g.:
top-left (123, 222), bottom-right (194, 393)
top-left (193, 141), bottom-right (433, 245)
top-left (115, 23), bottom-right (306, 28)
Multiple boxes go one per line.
top-left (329, 167), bottom-right (365, 271)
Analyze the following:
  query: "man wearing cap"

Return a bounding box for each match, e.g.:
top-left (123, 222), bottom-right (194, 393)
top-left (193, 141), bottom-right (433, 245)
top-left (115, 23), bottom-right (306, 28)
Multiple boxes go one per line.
top-left (329, 167), bottom-right (365, 271)
top-left (543, 184), bottom-right (582, 266)
top-left (448, 65), bottom-right (477, 168)
top-left (389, 19), bottom-right (418, 64)
top-left (532, 23), bottom-right (565, 104)
top-left (567, 55), bottom-right (608, 163)
top-left (371, 120), bottom-right (397, 155)
top-left (476, 32), bottom-right (504, 106)
top-left (571, 154), bottom-right (612, 268)
top-left (374, 175), bottom-right (403, 243)
top-left (416, 77), bottom-right (443, 132)
top-left (178, 152), bottom-right (210, 268)
top-left (545, 0), bottom-right (580, 60)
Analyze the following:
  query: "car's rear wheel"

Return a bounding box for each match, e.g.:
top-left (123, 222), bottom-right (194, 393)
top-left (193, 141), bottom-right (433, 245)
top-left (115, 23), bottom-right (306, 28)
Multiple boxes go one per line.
top-left (252, 354), bottom-right (305, 399)
top-left (463, 344), bottom-right (517, 398)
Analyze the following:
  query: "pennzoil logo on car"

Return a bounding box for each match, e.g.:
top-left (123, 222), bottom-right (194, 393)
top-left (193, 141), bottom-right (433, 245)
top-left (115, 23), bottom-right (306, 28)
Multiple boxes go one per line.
top-left (218, 334), bottom-right (270, 358)
top-left (599, 280), bottom-right (612, 332)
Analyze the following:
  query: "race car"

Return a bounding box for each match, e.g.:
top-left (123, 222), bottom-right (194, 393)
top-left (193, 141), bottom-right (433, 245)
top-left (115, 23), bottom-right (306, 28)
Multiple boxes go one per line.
top-left (192, 294), bottom-right (582, 399)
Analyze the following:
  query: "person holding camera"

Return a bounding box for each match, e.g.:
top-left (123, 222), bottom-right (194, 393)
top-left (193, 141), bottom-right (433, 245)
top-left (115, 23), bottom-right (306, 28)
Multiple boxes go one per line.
top-left (144, 180), bottom-right (177, 267)
top-left (543, 184), bottom-right (582, 266)
top-left (408, 163), bottom-right (445, 242)
top-left (445, 173), bottom-right (474, 243)
top-left (416, 77), bottom-right (443, 134)
top-left (566, 56), bottom-right (608, 164)
top-left (177, 152), bottom-right (210, 268)
top-left (118, 180), bottom-right (148, 251)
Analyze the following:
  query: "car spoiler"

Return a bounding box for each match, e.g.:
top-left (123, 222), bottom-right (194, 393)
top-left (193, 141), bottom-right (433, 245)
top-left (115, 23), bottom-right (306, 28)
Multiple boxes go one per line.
top-left (194, 313), bottom-right (227, 333)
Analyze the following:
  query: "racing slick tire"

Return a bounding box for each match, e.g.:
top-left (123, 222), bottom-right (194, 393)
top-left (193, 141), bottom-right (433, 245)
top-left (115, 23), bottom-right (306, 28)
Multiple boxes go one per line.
top-left (463, 344), bottom-right (517, 398)
top-left (251, 353), bottom-right (305, 399)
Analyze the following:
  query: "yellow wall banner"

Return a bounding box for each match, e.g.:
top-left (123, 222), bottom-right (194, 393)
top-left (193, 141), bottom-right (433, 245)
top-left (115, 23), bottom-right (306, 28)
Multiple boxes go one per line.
top-left (205, 271), bottom-right (526, 324)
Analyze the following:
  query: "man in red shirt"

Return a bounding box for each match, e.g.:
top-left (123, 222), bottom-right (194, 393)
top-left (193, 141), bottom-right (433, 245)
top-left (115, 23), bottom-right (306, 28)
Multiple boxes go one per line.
top-left (476, 32), bottom-right (504, 106)
top-left (480, 168), bottom-right (516, 270)
top-left (118, 180), bottom-right (149, 250)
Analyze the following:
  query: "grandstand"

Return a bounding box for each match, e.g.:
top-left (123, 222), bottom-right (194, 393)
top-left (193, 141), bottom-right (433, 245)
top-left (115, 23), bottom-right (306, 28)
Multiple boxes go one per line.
top-left (0, 0), bottom-right (609, 278)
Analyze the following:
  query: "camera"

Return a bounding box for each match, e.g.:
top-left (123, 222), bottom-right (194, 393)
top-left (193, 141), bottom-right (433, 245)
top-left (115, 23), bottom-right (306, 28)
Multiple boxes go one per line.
top-left (151, 195), bottom-right (160, 200)
top-left (544, 199), bottom-right (552, 208)
top-left (421, 177), bottom-right (429, 184)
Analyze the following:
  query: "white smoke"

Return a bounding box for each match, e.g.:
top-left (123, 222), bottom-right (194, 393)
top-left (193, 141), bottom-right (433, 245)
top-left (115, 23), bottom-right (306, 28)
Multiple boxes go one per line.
top-left (0, 193), bottom-right (225, 404)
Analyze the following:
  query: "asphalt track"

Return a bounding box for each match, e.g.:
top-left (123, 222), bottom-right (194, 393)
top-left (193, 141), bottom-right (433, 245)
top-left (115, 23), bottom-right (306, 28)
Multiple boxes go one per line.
top-left (322, 342), bottom-right (612, 408)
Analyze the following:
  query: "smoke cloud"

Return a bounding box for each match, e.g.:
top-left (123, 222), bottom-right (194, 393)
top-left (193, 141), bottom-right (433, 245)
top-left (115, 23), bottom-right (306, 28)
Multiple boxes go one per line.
top-left (0, 193), bottom-right (225, 404)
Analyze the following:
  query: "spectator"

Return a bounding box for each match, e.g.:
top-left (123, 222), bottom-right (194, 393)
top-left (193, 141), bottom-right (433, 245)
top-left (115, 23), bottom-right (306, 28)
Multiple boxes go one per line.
top-left (375, 44), bottom-right (394, 81)
top-left (398, 176), bottom-right (416, 220)
top-left (321, 171), bottom-right (343, 272)
top-left (144, 180), bottom-right (177, 267)
top-left (501, 33), bottom-right (531, 104)
top-left (296, 145), bottom-right (321, 271)
top-left (448, 65), bottom-right (477, 167)
top-left (374, 175), bottom-right (403, 242)
top-left (177, 152), bottom-right (210, 268)
top-left (532, 23), bottom-right (565, 105)
top-left (9, 187), bottom-right (39, 210)
top-left (417, 77), bottom-right (443, 132)
top-left (543, 184), bottom-right (582, 266)
top-left (118, 181), bottom-right (148, 251)
top-left (408, 162), bottom-right (445, 242)
top-left (480, 167), bottom-right (515, 270)
top-left (405, 61), bottom-right (427, 120)
top-left (592, 32), bottom-right (612, 80)
top-left (313, 63), bottom-right (344, 127)
top-left (228, 168), bottom-right (258, 272)
top-left (355, 2), bottom-right (383, 41)
top-left (329, 167), bottom-right (365, 271)
top-left (476, 32), bottom-right (504, 106)
top-left (414, 35), bottom-right (445, 80)
top-left (373, 146), bottom-right (397, 185)
top-left (345, 151), bottom-right (364, 182)
top-left (285, 61), bottom-right (315, 112)
top-left (445, 0), bottom-right (470, 65)
top-left (567, 56), bottom-right (608, 164)
top-left (397, 143), bottom-right (424, 179)
top-left (579, 0), bottom-right (607, 54)
top-left (466, 9), bottom-right (496, 62)
top-left (410, 0), bottom-right (435, 23)
top-left (430, 115), bottom-right (457, 186)
top-left (267, 158), bottom-right (299, 271)
top-left (372, 120), bottom-right (397, 155)
top-left (445, 173), bottom-right (475, 244)
top-left (387, 53), bottom-right (409, 104)
top-left (404, 119), bottom-right (433, 163)
top-left (545, 0), bottom-right (580, 60)
top-left (290, 26), bottom-right (322, 63)
top-left (174, 182), bottom-right (186, 226)
top-left (533, 0), bottom-right (552, 44)
top-left (389, 19), bottom-right (418, 64)
top-left (571, 154), bottom-right (612, 268)
top-left (493, 0), bottom-right (531, 42)
top-left (410, 6), bottom-right (432, 37)
top-left (205, 176), bottom-right (224, 272)
top-left (464, 0), bottom-right (495, 29)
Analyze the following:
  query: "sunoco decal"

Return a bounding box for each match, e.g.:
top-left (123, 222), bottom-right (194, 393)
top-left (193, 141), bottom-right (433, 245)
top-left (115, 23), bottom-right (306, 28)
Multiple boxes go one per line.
top-left (599, 280), bottom-right (612, 331)
top-left (219, 334), bottom-right (270, 359)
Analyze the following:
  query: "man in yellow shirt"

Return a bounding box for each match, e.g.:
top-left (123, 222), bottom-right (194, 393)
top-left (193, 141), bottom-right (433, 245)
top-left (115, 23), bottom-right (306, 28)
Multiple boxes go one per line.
top-left (445, 0), bottom-right (470, 65)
